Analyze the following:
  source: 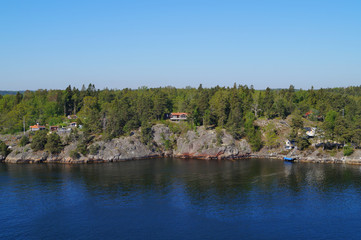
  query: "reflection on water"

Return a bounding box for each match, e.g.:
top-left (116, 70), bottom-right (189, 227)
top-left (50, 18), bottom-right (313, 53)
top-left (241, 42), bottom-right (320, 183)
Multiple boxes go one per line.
top-left (1, 158), bottom-right (361, 239)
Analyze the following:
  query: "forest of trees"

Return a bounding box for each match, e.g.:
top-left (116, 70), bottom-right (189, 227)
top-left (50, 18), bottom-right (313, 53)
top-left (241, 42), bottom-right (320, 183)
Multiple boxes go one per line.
top-left (0, 84), bottom-right (360, 152)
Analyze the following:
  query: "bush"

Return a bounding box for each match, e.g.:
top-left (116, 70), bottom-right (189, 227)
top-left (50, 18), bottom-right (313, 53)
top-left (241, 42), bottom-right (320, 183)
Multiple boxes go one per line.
top-left (215, 127), bottom-right (224, 146)
top-left (19, 135), bottom-right (30, 147)
top-left (141, 122), bottom-right (153, 145)
top-left (249, 130), bottom-right (263, 152)
top-left (45, 132), bottom-right (63, 154)
top-left (343, 145), bottom-right (354, 156)
top-left (70, 150), bottom-right (80, 159)
top-left (89, 144), bottom-right (100, 155)
top-left (162, 136), bottom-right (176, 151)
top-left (31, 130), bottom-right (48, 151)
top-left (76, 142), bottom-right (88, 155)
top-left (0, 141), bottom-right (11, 157)
top-left (296, 137), bottom-right (310, 150)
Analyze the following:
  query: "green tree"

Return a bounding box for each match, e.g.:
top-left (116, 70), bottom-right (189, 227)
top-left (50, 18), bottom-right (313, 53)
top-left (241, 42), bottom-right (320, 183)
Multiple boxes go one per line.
top-left (343, 144), bottom-right (354, 156)
top-left (0, 141), bottom-right (11, 157)
top-left (323, 110), bottom-right (338, 140)
top-left (78, 96), bottom-right (101, 134)
top-left (209, 90), bottom-right (230, 127)
top-left (141, 121), bottom-right (153, 146)
top-left (45, 132), bottom-right (63, 154)
top-left (244, 112), bottom-right (262, 151)
top-left (264, 123), bottom-right (279, 148)
top-left (31, 130), bottom-right (48, 151)
top-left (19, 135), bottom-right (30, 147)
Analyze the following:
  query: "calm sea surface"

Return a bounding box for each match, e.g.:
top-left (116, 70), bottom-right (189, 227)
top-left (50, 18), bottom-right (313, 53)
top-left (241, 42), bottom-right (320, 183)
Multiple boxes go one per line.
top-left (1, 158), bottom-right (361, 239)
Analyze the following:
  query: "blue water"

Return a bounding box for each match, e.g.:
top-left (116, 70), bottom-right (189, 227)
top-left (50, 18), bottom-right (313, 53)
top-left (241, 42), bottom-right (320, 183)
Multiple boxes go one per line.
top-left (1, 158), bottom-right (361, 239)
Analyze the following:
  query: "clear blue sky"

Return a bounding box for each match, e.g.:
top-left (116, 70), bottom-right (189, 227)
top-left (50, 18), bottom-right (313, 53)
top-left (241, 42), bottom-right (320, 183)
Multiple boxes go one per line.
top-left (1, 0), bottom-right (360, 90)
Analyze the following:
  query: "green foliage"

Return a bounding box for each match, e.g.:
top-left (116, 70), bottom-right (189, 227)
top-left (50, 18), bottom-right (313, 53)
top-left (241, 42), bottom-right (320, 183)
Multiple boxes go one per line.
top-left (343, 145), bottom-right (354, 156)
top-left (30, 130), bottom-right (48, 151)
top-left (76, 142), bottom-right (88, 155)
top-left (244, 112), bottom-right (263, 151)
top-left (141, 122), bottom-right (153, 145)
top-left (89, 144), bottom-right (101, 155)
top-left (1, 84), bottom-right (361, 150)
top-left (323, 110), bottom-right (338, 140)
top-left (0, 141), bottom-right (11, 157)
top-left (291, 114), bottom-right (303, 130)
top-left (264, 123), bottom-right (279, 148)
top-left (296, 137), bottom-right (310, 150)
top-left (70, 150), bottom-right (80, 159)
top-left (215, 127), bottom-right (224, 146)
top-left (78, 96), bottom-right (101, 134)
top-left (161, 134), bottom-right (176, 151)
top-left (19, 135), bottom-right (30, 147)
top-left (45, 132), bottom-right (63, 154)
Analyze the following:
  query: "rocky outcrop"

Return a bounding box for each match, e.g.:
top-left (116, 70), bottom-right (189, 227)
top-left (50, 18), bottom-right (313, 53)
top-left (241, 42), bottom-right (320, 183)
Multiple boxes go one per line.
top-left (3, 124), bottom-right (361, 165)
top-left (3, 124), bottom-right (253, 163)
top-left (174, 127), bottom-right (251, 159)
top-left (5, 147), bottom-right (49, 163)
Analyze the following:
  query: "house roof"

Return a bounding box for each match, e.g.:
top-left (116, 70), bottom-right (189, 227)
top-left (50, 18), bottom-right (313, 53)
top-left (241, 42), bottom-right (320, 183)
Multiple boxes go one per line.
top-left (30, 124), bottom-right (45, 129)
top-left (171, 112), bottom-right (188, 116)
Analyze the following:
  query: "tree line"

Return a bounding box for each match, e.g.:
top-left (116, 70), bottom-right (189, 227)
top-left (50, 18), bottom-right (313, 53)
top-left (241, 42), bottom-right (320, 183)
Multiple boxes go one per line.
top-left (1, 84), bottom-right (360, 151)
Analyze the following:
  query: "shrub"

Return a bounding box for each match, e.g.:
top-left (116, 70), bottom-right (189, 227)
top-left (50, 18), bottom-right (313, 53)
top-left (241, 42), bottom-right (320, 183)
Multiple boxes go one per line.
top-left (45, 132), bottom-right (63, 154)
top-left (76, 142), bottom-right (88, 155)
top-left (89, 144), bottom-right (100, 155)
top-left (141, 122), bottom-right (153, 145)
top-left (264, 123), bottom-right (279, 149)
top-left (215, 127), bottom-right (223, 146)
top-left (31, 130), bottom-right (47, 151)
top-left (0, 141), bottom-right (11, 157)
top-left (249, 130), bottom-right (263, 152)
top-left (19, 135), bottom-right (30, 147)
top-left (343, 145), bottom-right (354, 156)
top-left (296, 137), bottom-right (310, 150)
top-left (70, 150), bottom-right (80, 159)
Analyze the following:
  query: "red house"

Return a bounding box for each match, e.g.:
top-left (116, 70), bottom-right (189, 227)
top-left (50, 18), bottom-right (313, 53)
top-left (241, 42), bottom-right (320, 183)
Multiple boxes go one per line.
top-left (30, 123), bottom-right (46, 131)
top-left (170, 113), bottom-right (188, 121)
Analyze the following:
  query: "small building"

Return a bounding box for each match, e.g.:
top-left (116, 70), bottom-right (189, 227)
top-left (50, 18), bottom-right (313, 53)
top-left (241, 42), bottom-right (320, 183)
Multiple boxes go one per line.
top-left (70, 122), bottom-right (77, 127)
top-left (50, 126), bottom-right (59, 132)
top-left (170, 112), bottom-right (188, 121)
top-left (30, 123), bottom-right (46, 131)
top-left (285, 139), bottom-right (296, 150)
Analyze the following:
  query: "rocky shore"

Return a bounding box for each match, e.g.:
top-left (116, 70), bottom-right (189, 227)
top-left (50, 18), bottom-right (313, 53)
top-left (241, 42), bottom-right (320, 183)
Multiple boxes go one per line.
top-left (1, 124), bottom-right (361, 165)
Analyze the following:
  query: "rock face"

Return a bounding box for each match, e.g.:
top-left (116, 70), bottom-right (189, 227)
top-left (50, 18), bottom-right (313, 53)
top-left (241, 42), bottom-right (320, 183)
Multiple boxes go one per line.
top-left (5, 147), bottom-right (49, 163)
top-left (3, 124), bottom-right (253, 163)
top-left (86, 135), bottom-right (162, 162)
top-left (173, 127), bottom-right (251, 159)
top-left (3, 125), bottom-right (361, 165)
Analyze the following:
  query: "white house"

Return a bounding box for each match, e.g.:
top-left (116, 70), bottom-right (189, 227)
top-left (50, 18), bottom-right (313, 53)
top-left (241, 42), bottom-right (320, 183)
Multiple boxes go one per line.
top-left (30, 123), bottom-right (46, 131)
top-left (170, 113), bottom-right (188, 121)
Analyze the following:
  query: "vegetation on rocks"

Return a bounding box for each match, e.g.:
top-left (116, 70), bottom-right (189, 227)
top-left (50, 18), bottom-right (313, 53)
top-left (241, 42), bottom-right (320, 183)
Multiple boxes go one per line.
top-left (45, 132), bottom-right (63, 154)
top-left (1, 84), bottom-right (361, 159)
top-left (0, 140), bottom-right (11, 157)
top-left (30, 131), bottom-right (47, 151)
top-left (19, 135), bottom-right (30, 147)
